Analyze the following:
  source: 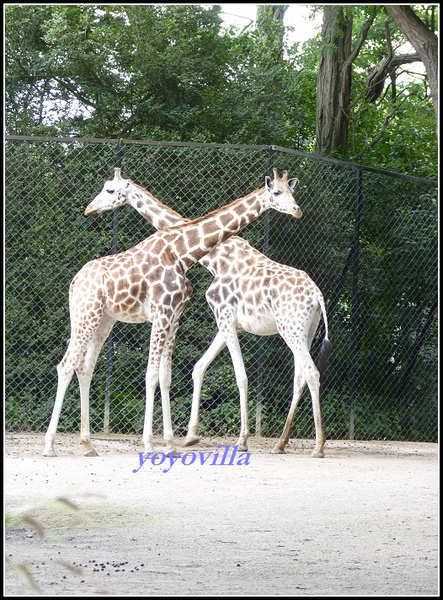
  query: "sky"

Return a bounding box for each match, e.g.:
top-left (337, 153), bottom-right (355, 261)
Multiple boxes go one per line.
top-left (217, 4), bottom-right (423, 80)
top-left (218, 4), bottom-right (322, 44)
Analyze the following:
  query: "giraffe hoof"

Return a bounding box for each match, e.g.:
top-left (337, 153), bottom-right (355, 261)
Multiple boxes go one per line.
top-left (183, 436), bottom-right (201, 447)
top-left (167, 450), bottom-right (181, 458)
top-left (311, 451), bottom-right (325, 458)
top-left (84, 449), bottom-right (99, 457)
top-left (272, 445), bottom-right (286, 454)
top-left (43, 448), bottom-right (57, 457)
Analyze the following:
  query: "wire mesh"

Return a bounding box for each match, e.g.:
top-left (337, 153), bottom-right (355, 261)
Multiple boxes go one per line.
top-left (5, 136), bottom-right (438, 443)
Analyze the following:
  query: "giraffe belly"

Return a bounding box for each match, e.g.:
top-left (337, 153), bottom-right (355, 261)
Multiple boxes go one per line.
top-left (104, 306), bottom-right (151, 324)
top-left (237, 308), bottom-right (277, 336)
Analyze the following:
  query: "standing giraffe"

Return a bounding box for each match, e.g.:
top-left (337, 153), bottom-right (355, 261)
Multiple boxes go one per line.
top-left (85, 169), bottom-right (330, 457)
top-left (43, 169), bottom-right (301, 457)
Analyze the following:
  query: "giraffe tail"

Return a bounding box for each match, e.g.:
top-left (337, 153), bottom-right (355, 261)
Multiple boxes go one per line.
top-left (317, 294), bottom-right (331, 393)
top-left (318, 337), bottom-right (331, 383)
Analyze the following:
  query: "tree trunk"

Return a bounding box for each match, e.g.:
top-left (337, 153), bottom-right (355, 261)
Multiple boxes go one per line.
top-left (386, 5), bottom-right (438, 129)
top-left (315, 7), bottom-right (374, 157)
top-left (256, 5), bottom-right (289, 59)
top-left (315, 7), bottom-right (353, 156)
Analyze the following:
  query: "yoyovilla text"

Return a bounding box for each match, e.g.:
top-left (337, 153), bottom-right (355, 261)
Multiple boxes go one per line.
top-left (133, 444), bottom-right (251, 474)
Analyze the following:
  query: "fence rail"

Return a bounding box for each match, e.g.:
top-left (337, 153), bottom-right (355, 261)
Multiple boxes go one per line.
top-left (5, 135), bottom-right (438, 443)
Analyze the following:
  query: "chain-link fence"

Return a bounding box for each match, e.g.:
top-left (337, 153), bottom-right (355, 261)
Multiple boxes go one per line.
top-left (5, 135), bottom-right (438, 443)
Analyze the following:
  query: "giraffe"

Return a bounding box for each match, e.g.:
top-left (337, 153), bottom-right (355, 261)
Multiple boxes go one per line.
top-left (43, 168), bottom-right (301, 457)
top-left (85, 169), bottom-right (330, 457)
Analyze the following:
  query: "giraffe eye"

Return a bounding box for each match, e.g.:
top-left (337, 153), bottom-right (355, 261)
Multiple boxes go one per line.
top-left (273, 190), bottom-right (282, 196)
top-left (107, 189), bottom-right (115, 194)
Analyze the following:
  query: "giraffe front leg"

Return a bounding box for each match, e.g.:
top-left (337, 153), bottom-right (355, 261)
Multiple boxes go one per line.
top-left (184, 332), bottom-right (227, 447)
top-left (77, 315), bottom-right (115, 457)
top-left (158, 319), bottom-right (182, 456)
top-left (78, 351), bottom-right (99, 457)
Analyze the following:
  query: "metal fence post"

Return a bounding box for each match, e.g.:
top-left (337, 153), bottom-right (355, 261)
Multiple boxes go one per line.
top-left (349, 168), bottom-right (363, 440)
top-left (256, 146), bottom-right (276, 437)
top-left (104, 140), bottom-right (122, 433)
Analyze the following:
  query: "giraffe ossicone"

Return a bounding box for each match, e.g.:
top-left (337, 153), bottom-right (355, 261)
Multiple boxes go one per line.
top-left (43, 169), bottom-right (302, 457)
top-left (83, 169), bottom-right (330, 457)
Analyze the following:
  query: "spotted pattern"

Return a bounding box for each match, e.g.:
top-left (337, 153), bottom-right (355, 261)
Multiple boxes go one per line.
top-left (44, 169), bottom-right (301, 458)
top-left (81, 171), bottom-right (328, 457)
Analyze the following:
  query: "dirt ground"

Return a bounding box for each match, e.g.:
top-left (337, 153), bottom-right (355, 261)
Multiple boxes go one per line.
top-left (4, 432), bottom-right (439, 596)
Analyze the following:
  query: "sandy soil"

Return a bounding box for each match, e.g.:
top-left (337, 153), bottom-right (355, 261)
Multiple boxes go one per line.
top-left (4, 432), bottom-right (439, 596)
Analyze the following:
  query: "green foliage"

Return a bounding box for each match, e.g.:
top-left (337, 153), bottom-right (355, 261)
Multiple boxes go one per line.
top-left (5, 4), bottom-right (437, 176)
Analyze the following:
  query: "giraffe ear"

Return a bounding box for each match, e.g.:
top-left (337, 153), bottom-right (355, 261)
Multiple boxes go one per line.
top-left (288, 178), bottom-right (298, 191)
top-left (265, 176), bottom-right (272, 189)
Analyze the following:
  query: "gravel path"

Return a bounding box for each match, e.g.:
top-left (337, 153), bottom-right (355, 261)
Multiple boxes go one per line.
top-left (5, 433), bottom-right (439, 596)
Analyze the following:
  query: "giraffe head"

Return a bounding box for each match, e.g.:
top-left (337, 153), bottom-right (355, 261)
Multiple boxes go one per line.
top-left (265, 169), bottom-right (302, 218)
top-left (85, 168), bottom-right (134, 215)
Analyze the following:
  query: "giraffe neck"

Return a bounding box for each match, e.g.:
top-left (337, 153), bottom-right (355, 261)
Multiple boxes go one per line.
top-left (128, 182), bottom-right (189, 230)
top-left (164, 188), bottom-right (269, 271)
top-left (126, 182), bottom-right (235, 277)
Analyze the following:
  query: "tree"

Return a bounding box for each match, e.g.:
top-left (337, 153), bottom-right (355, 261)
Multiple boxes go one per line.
top-left (256, 4), bottom-right (289, 54)
top-left (386, 5), bottom-right (438, 127)
top-left (315, 6), bottom-right (375, 157)
top-left (4, 4), bottom-right (437, 177)
top-left (314, 5), bottom-right (438, 160)
top-left (5, 5), bottom-right (232, 140)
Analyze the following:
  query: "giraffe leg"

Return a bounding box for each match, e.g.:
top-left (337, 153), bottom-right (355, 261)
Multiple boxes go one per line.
top-left (143, 359), bottom-right (159, 456)
top-left (273, 350), bottom-right (325, 457)
top-left (272, 365), bottom-right (305, 455)
top-left (43, 333), bottom-right (97, 457)
top-left (158, 318), bottom-right (181, 455)
top-left (305, 311), bottom-right (326, 457)
top-left (76, 314), bottom-right (116, 457)
top-left (43, 283), bottom-right (105, 457)
top-left (43, 360), bottom-right (75, 457)
top-left (142, 313), bottom-right (175, 456)
top-left (184, 331), bottom-right (227, 447)
top-left (222, 326), bottom-right (249, 452)
top-left (305, 363), bottom-right (325, 458)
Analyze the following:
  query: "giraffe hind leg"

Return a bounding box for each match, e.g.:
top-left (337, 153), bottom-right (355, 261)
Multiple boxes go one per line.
top-left (43, 358), bottom-right (75, 456)
top-left (272, 346), bottom-right (325, 457)
top-left (142, 314), bottom-right (174, 456)
top-left (272, 369), bottom-right (305, 455)
top-left (43, 338), bottom-right (89, 457)
top-left (76, 314), bottom-right (116, 456)
top-left (223, 327), bottom-right (249, 452)
top-left (306, 364), bottom-right (325, 458)
top-left (158, 318), bottom-right (182, 455)
top-left (43, 314), bottom-right (108, 457)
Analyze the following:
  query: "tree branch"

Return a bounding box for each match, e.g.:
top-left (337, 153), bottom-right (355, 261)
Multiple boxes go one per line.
top-left (385, 5), bottom-right (438, 125)
top-left (52, 77), bottom-right (97, 109)
top-left (352, 91), bottom-right (415, 160)
top-left (343, 16), bottom-right (375, 70)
